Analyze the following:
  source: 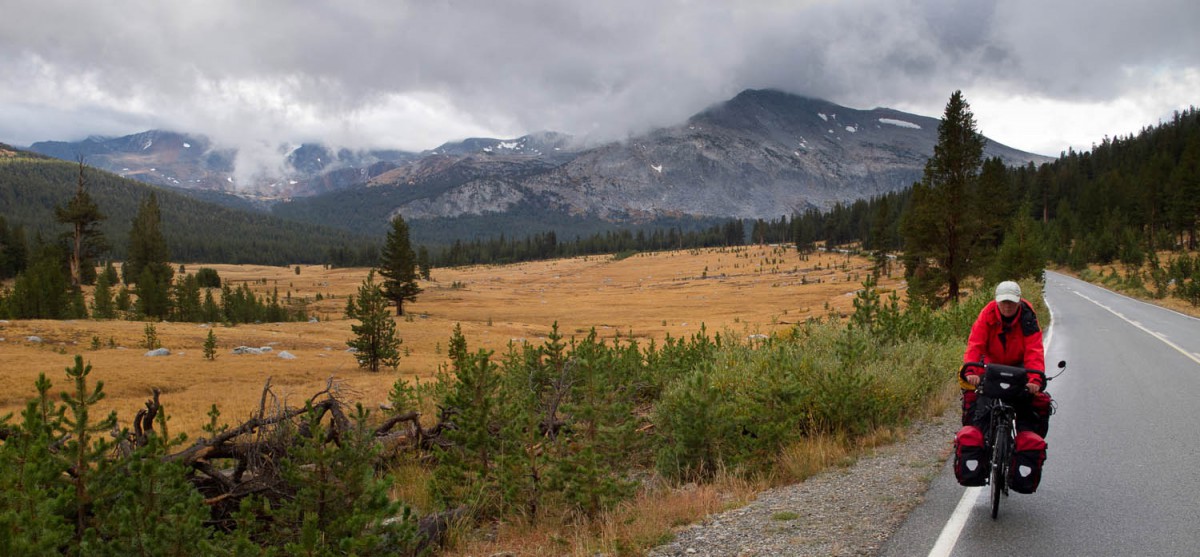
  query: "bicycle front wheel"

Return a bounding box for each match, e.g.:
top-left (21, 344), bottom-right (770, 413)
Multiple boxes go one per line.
top-left (990, 424), bottom-right (1009, 520)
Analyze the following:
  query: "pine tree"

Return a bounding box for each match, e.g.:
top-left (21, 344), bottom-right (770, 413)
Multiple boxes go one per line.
top-left (430, 326), bottom-right (504, 513)
top-left (203, 329), bottom-right (218, 361)
top-left (125, 193), bottom-right (172, 287)
top-left (9, 245), bottom-right (70, 319)
top-left (58, 356), bottom-right (117, 542)
top-left (900, 90), bottom-right (987, 306)
top-left (0, 373), bottom-right (74, 553)
top-left (85, 432), bottom-right (212, 555)
top-left (201, 289), bottom-right (221, 323)
top-left (68, 288), bottom-right (87, 320)
top-left (91, 271), bottom-right (116, 319)
top-left (170, 273), bottom-right (202, 322)
top-left (101, 261), bottom-right (120, 286)
top-left (55, 160), bottom-right (108, 288)
top-left (135, 265), bottom-right (171, 320)
top-left (345, 270), bottom-right (401, 372)
top-left (378, 215), bottom-right (422, 315)
top-left (416, 245), bottom-right (432, 281)
top-left (114, 286), bottom-right (131, 313)
top-left (544, 332), bottom-right (637, 518)
top-left (142, 323), bottom-right (161, 350)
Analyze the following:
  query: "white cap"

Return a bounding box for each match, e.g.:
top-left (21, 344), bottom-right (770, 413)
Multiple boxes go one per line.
top-left (995, 281), bottom-right (1021, 303)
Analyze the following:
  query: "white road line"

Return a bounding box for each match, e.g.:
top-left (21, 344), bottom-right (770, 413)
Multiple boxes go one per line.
top-left (1070, 290), bottom-right (1200, 367)
top-left (1048, 272), bottom-right (1200, 323)
top-left (928, 487), bottom-right (982, 557)
top-left (927, 297), bottom-right (1059, 557)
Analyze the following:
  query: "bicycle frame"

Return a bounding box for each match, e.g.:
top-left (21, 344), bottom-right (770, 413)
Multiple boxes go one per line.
top-left (986, 397), bottom-right (1018, 520)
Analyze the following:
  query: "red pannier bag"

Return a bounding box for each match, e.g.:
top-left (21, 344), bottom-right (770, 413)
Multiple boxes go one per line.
top-left (954, 425), bottom-right (988, 486)
top-left (1010, 430), bottom-right (1047, 494)
top-left (1030, 391), bottom-right (1054, 438)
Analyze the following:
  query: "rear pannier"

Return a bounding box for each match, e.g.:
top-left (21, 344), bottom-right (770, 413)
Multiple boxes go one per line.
top-left (1010, 430), bottom-right (1047, 494)
top-left (954, 425), bottom-right (988, 486)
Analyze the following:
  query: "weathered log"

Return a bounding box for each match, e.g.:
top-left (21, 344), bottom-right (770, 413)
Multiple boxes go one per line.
top-left (374, 411), bottom-right (420, 436)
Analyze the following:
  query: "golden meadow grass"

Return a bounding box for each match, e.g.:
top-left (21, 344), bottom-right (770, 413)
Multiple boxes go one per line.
top-left (0, 244), bottom-right (901, 438)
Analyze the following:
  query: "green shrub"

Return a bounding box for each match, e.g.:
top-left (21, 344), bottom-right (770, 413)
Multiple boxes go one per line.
top-left (142, 322), bottom-right (160, 350)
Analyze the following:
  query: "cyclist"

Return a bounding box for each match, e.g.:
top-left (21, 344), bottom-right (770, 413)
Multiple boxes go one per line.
top-left (960, 280), bottom-right (1050, 436)
top-left (954, 280), bottom-right (1052, 491)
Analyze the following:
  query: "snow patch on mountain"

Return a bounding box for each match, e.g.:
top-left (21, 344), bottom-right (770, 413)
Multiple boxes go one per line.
top-left (879, 118), bottom-right (921, 130)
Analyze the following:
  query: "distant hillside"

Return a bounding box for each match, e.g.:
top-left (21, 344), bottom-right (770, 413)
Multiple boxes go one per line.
top-left (0, 150), bottom-right (378, 266)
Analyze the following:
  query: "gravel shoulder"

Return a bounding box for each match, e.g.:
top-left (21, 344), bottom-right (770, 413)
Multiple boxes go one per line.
top-left (649, 410), bottom-right (960, 557)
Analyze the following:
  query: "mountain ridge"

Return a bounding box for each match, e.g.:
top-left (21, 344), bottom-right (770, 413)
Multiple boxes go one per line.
top-left (22, 89), bottom-right (1053, 239)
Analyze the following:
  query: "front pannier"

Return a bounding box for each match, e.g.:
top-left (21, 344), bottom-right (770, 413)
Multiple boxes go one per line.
top-left (1010, 430), bottom-right (1047, 494)
top-left (982, 364), bottom-right (1028, 400)
top-left (954, 425), bottom-right (988, 486)
top-left (1030, 391), bottom-right (1054, 438)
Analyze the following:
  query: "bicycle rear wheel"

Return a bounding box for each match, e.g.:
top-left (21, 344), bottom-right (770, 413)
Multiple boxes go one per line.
top-left (990, 424), bottom-right (1009, 520)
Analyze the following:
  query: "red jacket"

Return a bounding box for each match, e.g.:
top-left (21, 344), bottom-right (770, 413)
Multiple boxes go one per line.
top-left (963, 299), bottom-right (1046, 388)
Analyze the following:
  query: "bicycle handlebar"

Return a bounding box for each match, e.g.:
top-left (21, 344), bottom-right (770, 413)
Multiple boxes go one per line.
top-left (959, 361), bottom-right (1062, 391)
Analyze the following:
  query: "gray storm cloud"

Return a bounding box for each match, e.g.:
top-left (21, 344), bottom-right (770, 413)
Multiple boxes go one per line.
top-left (1, 0), bottom-right (1197, 175)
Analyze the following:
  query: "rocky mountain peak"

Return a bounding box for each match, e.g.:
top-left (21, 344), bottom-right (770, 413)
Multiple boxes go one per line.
top-left (24, 89), bottom-right (1053, 234)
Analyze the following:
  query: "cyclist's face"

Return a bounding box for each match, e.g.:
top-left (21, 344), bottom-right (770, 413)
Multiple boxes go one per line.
top-left (998, 300), bottom-right (1019, 317)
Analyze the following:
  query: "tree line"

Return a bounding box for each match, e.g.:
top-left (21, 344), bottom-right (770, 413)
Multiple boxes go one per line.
top-left (431, 219), bottom-right (751, 266)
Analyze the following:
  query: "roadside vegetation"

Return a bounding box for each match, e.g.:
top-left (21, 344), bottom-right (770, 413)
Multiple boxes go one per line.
top-left (1065, 251), bottom-right (1200, 319)
top-left (2, 274), bottom-right (1040, 555)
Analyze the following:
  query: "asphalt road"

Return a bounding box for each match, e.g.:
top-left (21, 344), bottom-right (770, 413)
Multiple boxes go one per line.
top-left (880, 271), bottom-right (1200, 557)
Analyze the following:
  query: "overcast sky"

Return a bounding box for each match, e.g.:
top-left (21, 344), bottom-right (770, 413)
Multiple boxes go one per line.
top-left (2, 0), bottom-right (1197, 177)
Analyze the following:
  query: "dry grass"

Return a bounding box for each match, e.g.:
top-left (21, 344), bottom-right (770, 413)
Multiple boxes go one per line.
top-left (439, 472), bottom-right (761, 557)
top-left (775, 432), bottom-right (854, 484)
top-left (0, 245), bottom-right (898, 437)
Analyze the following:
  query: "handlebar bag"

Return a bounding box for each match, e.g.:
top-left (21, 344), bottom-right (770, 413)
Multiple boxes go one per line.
top-left (981, 364), bottom-right (1028, 400)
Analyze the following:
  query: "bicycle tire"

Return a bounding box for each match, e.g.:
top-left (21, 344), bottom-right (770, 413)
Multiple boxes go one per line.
top-left (990, 422), bottom-right (1008, 520)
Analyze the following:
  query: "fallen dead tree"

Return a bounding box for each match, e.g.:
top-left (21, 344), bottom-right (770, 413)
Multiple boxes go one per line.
top-left (112, 376), bottom-right (461, 552)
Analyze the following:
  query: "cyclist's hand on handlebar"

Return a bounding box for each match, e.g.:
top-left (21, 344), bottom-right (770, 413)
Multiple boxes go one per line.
top-left (1026, 382), bottom-right (1041, 394)
top-left (966, 375), bottom-right (981, 386)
